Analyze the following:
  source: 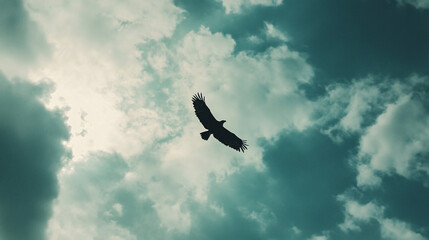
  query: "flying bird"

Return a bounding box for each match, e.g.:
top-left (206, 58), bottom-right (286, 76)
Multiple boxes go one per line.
top-left (192, 93), bottom-right (248, 152)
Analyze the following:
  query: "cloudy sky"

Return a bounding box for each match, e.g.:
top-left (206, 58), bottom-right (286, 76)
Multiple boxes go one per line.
top-left (1, 0), bottom-right (429, 239)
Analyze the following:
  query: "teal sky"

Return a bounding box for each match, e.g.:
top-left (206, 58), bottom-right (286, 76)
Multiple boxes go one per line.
top-left (1, 0), bottom-right (429, 239)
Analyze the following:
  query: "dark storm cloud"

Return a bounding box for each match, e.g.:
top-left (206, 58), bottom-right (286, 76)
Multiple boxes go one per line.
top-left (0, 0), bottom-right (50, 73)
top-left (0, 73), bottom-right (69, 240)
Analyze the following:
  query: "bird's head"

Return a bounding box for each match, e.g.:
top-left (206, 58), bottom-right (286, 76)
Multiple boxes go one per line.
top-left (220, 120), bottom-right (226, 126)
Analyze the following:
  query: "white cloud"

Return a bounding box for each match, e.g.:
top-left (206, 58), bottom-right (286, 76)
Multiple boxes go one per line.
top-left (248, 35), bottom-right (263, 44)
top-left (356, 164), bottom-right (382, 188)
top-left (380, 218), bottom-right (427, 240)
top-left (112, 203), bottom-right (123, 216)
top-left (291, 226), bottom-right (302, 235)
top-left (338, 195), bottom-right (427, 240)
top-left (218, 0), bottom-right (283, 14)
top-left (25, 0), bottom-right (184, 43)
top-left (343, 200), bottom-right (383, 221)
top-left (239, 204), bottom-right (277, 232)
top-left (210, 203), bottom-right (226, 217)
top-left (156, 202), bottom-right (191, 232)
top-left (318, 76), bottom-right (429, 187)
top-left (359, 95), bottom-right (429, 186)
top-left (308, 232), bottom-right (330, 240)
top-left (179, 27), bottom-right (314, 134)
top-left (265, 22), bottom-right (288, 41)
top-left (317, 77), bottom-right (392, 142)
top-left (179, 26), bottom-right (236, 61)
top-left (338, 195), bottom-right (384, 232)
top-left (24, 0), bottom-right (184, 160)
top-left (159, 25), bottom-right (313, 185)
top-left (47, 154), bottom-right (137, 240)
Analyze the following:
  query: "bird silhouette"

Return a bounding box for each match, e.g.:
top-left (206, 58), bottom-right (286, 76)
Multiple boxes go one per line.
top-left (192, 93), bottom-right (248, 152)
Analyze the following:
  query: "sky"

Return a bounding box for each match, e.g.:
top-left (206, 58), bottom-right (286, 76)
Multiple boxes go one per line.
top-left (1, 0), bottom-right (429, 239)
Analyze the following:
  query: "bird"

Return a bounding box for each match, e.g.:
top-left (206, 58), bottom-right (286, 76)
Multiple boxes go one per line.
top-left (192, 93), bottom-right (248, 152)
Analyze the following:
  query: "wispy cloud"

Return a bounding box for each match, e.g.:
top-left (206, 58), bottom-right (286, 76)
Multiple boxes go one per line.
top-left (397, 0), bottom-right (429, 9)
top-left (218, 0), bottom-right (283, 14)
top-left (338, 194), bottom-right (427, 240)
top-left (264, 22), bottom-right (287, 42)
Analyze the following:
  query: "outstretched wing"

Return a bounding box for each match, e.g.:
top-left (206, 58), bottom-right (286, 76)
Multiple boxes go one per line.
top-left (192, 93), bottom-right (218, 130)
top-left (213, 127), bottom-right (248, 152)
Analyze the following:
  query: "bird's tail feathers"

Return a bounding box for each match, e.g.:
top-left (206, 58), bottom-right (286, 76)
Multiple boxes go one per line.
top-left (200, 131), bottom-right (211, 140)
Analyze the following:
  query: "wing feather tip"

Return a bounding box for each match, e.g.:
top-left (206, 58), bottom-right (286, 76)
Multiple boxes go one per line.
top-left (192, 92), bottom-right (205, 103)
top-left (239, 140), bottom-right (248, 152)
